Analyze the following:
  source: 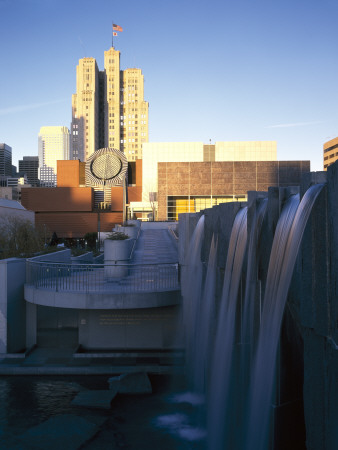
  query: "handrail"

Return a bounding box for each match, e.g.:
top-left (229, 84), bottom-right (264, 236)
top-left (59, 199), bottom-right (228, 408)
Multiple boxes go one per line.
top-left (26, 260), bottom-right (179, 294)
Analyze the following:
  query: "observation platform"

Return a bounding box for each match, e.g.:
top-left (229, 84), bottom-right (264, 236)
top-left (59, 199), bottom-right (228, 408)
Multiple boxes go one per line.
top-left (24, 224), bottom-right (180, 310)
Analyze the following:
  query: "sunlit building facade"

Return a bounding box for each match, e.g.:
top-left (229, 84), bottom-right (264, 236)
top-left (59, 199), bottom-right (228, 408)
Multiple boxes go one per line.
top-left (70, 47), bottom-right (148, 163)
top-left (132, 141), bottom-right (309, 220)
top-left (323, 137), bottom-right (338, 170)
top-left (141, 141), bottom-right (277, 204)
top-left (38, 126), bottom-right (70, 187)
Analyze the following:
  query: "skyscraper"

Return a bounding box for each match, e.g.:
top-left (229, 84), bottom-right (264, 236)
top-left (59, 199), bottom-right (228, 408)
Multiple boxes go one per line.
top-left (18, 156), bottom-right (39, 186)
top-left (70, 46), bottom-right (148, 162)
top-left (38, 126), bottom-right (70, 187)
top-left (0, 143), bottom-right (12, 177)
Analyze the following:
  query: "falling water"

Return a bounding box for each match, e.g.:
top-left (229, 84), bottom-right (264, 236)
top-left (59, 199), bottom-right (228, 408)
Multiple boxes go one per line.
top-left (207, 206), bottom-right (248, 450)
top-left (182, 215), bottom-right (205, 384)
top-left (241, 197), bottom-right (268, 364)
top-left (245, 183), bottom-right (324, 450)
top-left (192, 234), bottom-right (218, 393)
top-left (234, 198), bottom-right (268, 448)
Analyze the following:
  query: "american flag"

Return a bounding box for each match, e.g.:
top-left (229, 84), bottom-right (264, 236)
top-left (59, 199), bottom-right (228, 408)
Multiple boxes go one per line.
top-left (113, 24), bottom-right (123, 32)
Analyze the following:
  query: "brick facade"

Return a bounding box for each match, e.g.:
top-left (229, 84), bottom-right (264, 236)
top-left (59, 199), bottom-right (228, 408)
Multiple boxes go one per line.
top-left (158, 160), bottom-right (310, 220)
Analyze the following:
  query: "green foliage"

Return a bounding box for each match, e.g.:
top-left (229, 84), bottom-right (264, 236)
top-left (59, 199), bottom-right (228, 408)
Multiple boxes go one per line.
top-left (106, 231), bottom-right (129, 240)
top-left (0, 216), bottom-right (46, 259)
top-left (83, 232), bottom-right (98, 249)
top-left (71, 247), bottom-right (88, 257)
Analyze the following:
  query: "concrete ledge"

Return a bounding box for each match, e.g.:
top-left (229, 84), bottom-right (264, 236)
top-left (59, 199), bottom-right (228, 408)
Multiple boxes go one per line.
top-left (0, 364), bottom-right (185, 376)
top-left (24, 285), bottom-right (181, 309)
top-left (73, 349), bottom-right (184, 359)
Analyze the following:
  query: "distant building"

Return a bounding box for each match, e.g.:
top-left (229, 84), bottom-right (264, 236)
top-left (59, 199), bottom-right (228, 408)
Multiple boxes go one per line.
top-left (132, 141), bottom-right (310, 220)
top-left (323, 137), bottom-right (338, 170)
top-left (0, 187), bottom-right (14, 201)
top-left (38, 126), bottom-right (70, 187)
top-left (70, 47), bottom-right (148, 163)
top-left (0, 143), bottom-right (12, 177)
top-left (18, 156), bottom-right (39, 186)
top-left (21, 148), bottom-right (142, 238)
top-left (0, 175), bottom-right (30, 202)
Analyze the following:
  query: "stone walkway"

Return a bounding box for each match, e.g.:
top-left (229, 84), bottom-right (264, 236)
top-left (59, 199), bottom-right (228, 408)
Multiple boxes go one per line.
top-left (131, 228), bottom-right (178, 265)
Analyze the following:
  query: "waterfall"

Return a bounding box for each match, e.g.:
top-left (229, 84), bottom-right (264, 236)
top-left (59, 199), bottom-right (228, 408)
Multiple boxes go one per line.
top-left (207, 206), bottom-right (248, 450)
top-left (182, 214), bottom-right (205, 384)
top-left (192, 234), bottom-right (218, 393)
top-left (245, 183), bottom-right (324, 450)
top-left (179, 183), bottom-right (324, 449)
top-left (241, 197), bottom-right (268, 366)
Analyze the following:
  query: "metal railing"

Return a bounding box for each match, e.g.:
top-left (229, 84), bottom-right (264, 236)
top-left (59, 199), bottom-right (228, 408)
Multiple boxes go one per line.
top-left (26, 260), bottom-right (180, 294)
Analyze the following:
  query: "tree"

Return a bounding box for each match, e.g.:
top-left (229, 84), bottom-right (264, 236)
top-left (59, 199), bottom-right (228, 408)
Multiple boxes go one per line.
top-left (0, 215), bottom-right (47, 259)
top-left (83, 232), bottom-right (98, 250)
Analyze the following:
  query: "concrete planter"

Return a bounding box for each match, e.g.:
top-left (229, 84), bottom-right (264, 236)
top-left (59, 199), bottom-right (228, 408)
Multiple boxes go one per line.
top-left (117, 226), bottom-right (138, 240)
top-left (104, 238), bottom-right (131, 278)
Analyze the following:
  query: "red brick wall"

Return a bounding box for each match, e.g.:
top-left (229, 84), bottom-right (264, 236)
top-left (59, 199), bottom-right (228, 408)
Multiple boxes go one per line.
top-left (21, 187), bottom-right (93, 212)
top-left (36, 212), bottom-right (123, 238)
top-left (157, 161), bottom-right (310, 220)
top-left (128, 186), bottom-right (142, 202)
top-left (111, 187), bottom-right (123, 210)
top-left (136, 159), bottom-right (142, 186)
top-left (57, 160), bottom-right (80, 187)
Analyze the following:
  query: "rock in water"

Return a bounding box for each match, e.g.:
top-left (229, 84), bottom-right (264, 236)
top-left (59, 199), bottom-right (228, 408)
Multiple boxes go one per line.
top-left (108, 372), bottom-right (152, 394)
top-left (17, 414), bottom-right (99, 449)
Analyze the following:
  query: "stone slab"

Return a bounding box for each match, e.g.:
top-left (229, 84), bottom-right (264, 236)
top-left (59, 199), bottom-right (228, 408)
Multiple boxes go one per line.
top-left (108, 371), bottom-right (152, 394)
top-left (14, 414), bottom-right (99, 450)
top-left (71, 388), bottom-right (119, 409)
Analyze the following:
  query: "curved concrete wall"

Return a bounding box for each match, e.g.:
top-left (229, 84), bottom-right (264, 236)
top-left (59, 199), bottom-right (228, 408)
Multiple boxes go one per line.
top-left (24, 284), bottom-right (180, 309)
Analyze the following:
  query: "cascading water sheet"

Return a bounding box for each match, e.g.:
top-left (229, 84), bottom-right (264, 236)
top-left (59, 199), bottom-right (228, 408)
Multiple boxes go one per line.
top-left (182, 215), bottom-right (205, 384)
top-left (192, 234), bottom-right (218, 394)
top-left (207, 206), bottom-right (248, 450)
top-left (245, 184), bottom-right (324, 450)
top-left (241, 197), bottom-right (268, 367)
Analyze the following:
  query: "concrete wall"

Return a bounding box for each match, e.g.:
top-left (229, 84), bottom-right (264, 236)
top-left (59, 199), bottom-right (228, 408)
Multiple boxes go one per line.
top-left (30, 249), bottom-right (72, 263)
top-left (78, 306), bottom-right (181, 350)
top-left (0, 258), bottom-right (26, 354)
top-left (71, 252), bottom-right (94, 264)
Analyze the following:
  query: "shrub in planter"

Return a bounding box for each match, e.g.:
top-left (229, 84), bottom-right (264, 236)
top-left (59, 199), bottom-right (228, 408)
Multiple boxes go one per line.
top-left (106, 231), bottom-right (129, 240)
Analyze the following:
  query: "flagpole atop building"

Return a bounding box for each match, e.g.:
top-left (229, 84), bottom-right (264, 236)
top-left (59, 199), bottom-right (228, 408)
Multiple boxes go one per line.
top-left (112, 23), bottom-right (123, 48)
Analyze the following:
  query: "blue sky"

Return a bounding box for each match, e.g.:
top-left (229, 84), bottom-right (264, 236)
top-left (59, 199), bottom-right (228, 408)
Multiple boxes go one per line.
top-left (1, 0), bottom-right (338, 171)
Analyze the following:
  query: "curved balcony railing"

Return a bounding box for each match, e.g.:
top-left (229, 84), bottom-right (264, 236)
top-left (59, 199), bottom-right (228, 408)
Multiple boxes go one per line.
top-left (26, 260), bottom-right (180, 294)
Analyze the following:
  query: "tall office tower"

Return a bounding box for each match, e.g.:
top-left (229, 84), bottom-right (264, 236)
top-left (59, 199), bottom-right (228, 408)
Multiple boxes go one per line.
top-left (70, 47), bottom-right (148, 162)
top-left (104, 47), bottom-right (121, 152)
top-left (71, 58), bottom-right (99, 162)
top-left (38, 126), bottom-right (70, 187)
top-left (0, 143), bottom-right (12, 177)
top-left (18, 156), bottom-right (39, 186)
top-left (121, 68), bottom-right (149, 160)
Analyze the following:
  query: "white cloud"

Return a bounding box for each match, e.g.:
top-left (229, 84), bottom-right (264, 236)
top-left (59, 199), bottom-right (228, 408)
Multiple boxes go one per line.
top-left (0, 99), bottom-right (67, 116)
top-left (266, 121), bottom-right (323, 129)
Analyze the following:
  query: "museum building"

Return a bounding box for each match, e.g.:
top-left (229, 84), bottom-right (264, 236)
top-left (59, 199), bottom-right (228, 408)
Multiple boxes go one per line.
top-left (21, 143), bottom-right (310, 237)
